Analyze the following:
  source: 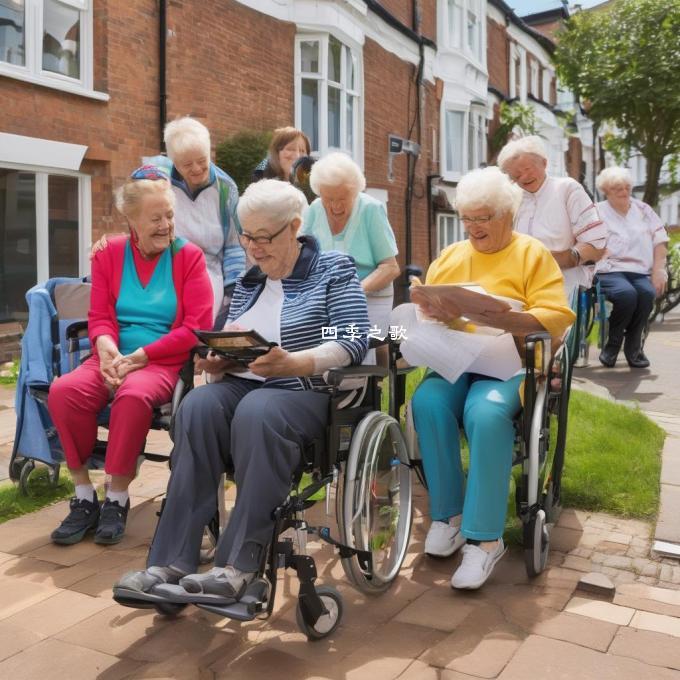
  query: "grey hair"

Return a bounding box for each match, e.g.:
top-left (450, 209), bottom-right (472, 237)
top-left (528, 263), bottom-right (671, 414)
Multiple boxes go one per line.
top-left (309, 151), bottom-right (366, 195)
top-left (497, 135), bottom-right (548, 170)
top-left (596, 166), bottom-right (633, 194)
top-left (237, 179), bottom-right (307, 230)
top-left (455, 166), bottom-right (522, 218)
top-left (115, 178), bottom-right (175, 219)
top-left (164, 116), bottom-right (211, 161)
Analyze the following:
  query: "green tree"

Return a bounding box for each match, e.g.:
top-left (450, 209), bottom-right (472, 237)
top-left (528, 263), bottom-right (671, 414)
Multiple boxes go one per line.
top-left (490, 101), bottom-right (540, 158)
top-left (554, 0), bottom-right (680, 207)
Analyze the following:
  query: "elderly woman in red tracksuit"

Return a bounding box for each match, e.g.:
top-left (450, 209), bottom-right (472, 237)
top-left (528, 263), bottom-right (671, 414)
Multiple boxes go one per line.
top-left (48, 166), bottom-right (213, 546)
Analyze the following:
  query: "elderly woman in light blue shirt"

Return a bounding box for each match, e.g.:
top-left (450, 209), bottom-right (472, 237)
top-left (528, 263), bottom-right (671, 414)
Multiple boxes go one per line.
top-left (301, 152), bottom-right (400, 345)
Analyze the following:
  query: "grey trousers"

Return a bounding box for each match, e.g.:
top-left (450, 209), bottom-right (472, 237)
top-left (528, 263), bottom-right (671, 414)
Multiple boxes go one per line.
top-left (147, 376), bottom-right (329, 573)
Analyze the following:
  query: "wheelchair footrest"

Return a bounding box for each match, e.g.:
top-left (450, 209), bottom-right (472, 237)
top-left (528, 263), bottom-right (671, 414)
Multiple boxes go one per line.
top-left (195, 579), bottom-right (269, 621)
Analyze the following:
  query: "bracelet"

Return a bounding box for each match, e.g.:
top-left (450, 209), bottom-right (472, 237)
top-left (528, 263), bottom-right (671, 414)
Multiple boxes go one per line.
top-left (570, 247), bottom-right (581, 266)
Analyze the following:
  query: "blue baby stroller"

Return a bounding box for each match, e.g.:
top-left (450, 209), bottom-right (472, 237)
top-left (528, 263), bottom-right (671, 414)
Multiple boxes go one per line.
top-left (9, 276), bottom-right (182, 495)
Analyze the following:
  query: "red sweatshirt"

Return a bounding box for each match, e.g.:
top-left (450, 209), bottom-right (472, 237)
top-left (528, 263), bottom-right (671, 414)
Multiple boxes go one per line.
top-left (88, 236), bottom-right (213, 369)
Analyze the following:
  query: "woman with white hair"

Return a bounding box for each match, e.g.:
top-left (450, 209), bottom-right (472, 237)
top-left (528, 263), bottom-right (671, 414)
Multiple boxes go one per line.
top-left (410, 166), bottom-right (574, 590)
top-left (149, 116), bottom-right (245, 317)
top-left (301, 152), bottom-right (400, 343)
top-left (115, 179), bottom-right (370, 602)
top-left (498, 135), bottom-right (607, 298)
top-left (594, 167), bottom-right (669, 368)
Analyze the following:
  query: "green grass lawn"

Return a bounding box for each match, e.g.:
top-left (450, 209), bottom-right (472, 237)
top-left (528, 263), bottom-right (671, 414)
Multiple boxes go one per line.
top-left (0, 467), bottom-right (74, 524)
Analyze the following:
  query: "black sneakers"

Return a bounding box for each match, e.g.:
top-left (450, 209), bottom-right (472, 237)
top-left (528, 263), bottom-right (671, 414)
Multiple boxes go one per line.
top-left (94, 498), bottom-right (130, 545)
top-left (51, 492), bottom-right (100, 545)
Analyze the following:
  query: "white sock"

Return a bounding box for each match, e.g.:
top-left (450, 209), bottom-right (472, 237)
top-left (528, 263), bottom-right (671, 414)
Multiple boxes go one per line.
top-left (106, 490), bottom-right (129, 507)
top-left (75, 484), bottom-right (95, 502)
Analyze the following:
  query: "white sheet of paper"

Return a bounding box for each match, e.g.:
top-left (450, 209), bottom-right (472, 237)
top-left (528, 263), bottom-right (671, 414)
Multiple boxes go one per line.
top-left (391, 304), bottom-right (522, 383)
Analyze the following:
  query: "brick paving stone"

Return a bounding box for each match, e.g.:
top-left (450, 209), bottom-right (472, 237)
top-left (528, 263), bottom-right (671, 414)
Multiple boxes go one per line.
top-left (337, 621), bottom-right (446, 680)
top-left (497, 634), bottom-right (680, 680)
top-left (423, 603), bottom-right (522, 678)
top-left (549, 526), bottom-right (582, 553)
top-left (568, 547), bottom-right (594, 559)
top-left (576, 572), bottom-right (616, 598)
top-left (612, 570), bottom-right (637, 585)
top-left (561, 555), bottom-right (592, 572)
top-left (0, 578), bottom-right (60, 621)
top-left (394, 587), bottom-right (477, 633)
top-left (54, 604), bottom-right (173, 658)
top-left (26, 539), bottom-right (107, 567)
top-left (630, 610), bottom-right (680, 638)
top-left (555, 508), bottom-right (589, 531)
top-left (602, 531), bottom-right (633, 546)
top-left (68, 553), bottom-right (146, 598)
top-left (564, 596), bottom-right (635, 625)
top-left (532, 611), bottom-right (618, 652)
top-left (5, 588), bottom-right (112, 637)
top-left (610, 626), bottom-right (680, 671)
top-left (0, 638), bottom-right (141, 680)
top-left (0, 620), bottom-right (44, 662)
top-left (598, 540), bottom-right (632, 556)
top-left (533, 566), bottom-right (583, 590)
top-left (661, 565), bottom-right (675, 582)
top-left (602, 555), bottom-right (634, 570)
top-left (631, 558), bottom-right (659, 577)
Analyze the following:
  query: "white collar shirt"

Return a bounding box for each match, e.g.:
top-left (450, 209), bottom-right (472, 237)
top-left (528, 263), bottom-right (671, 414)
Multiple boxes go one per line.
top-left (514, 175), bottom-right (606, 293)
top-left (595, 198), bottom-right (669, 275)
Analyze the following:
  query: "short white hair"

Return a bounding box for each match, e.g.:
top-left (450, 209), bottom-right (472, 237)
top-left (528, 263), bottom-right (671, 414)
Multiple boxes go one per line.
top-left (455, 166), bottom-right (522, 218)
top-left (164, 117), bottom-right (211, 161)
top-left (596, 166), bottom-right (633, 194)
top-left (497, 135), bottom-right (548, 170)
top-left (237, 179), bottom-right (307, 230)
top-left (309, 151), bottom-right (366, 195)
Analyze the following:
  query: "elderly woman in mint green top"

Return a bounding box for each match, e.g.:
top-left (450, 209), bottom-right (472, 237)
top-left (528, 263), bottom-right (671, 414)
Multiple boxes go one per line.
top-left (302, 152), bottom-right (400, 345)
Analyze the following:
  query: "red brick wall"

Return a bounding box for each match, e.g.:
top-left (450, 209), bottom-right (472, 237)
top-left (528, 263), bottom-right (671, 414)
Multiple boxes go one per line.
top-left (373, 1), bottom-right (436, 42)
top-left (487, 18), bottom-right (509, 95)
top-left (363, 38), bottom-right (436, 282)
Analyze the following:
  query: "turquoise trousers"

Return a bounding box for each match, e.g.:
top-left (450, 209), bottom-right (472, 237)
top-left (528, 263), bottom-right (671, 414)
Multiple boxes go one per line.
top-left (412, 371), bottom-right (523, 541)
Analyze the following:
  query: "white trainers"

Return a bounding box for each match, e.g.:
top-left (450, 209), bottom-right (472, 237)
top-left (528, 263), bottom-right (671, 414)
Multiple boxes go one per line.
top-left (425, 519), bottom-right (466, 557)
top-left (451, 539), bottom-right (506, 590)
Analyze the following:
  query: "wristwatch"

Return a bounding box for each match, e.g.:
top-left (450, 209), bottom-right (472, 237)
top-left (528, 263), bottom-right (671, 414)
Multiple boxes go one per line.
top-left (570, 247), bottom-right (581, 266)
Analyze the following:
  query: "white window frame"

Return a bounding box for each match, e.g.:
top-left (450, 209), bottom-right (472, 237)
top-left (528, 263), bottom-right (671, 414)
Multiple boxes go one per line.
top-left (441, 104), bottom-right (467, 182)
top-left (530, 60), bottom-right (539, 98)
top-left (436, 212), bottom-right (465, 253)
top-left (440, 0), bottom-right (463, 50)
top-left (542, 68), bottom-right (552, 104)
top-left (0, 0), bottom-right (107, 100)
top-left (294, 32), bottom-right (363, 161)
top-left (465, 0), bottom-right (483, 64)
top-left (467, 107), bottom-right (486, 171)
top-left (0, 160), bottom-right (91, 283)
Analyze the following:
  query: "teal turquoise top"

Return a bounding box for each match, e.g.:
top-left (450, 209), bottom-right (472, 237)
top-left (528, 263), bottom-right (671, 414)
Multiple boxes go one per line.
top-left (301, 192), bottom-right (398, 282)
top-left (116, 240), bottom-right (178, 355)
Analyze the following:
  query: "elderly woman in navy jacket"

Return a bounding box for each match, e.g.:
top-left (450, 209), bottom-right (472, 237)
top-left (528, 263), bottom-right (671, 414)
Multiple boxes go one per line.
top-left (116, 179), bottom-right (369, 600)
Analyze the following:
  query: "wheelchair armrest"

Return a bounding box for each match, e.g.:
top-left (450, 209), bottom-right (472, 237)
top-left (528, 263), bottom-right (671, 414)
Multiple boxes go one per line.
top-left (524, 332), bottom-right (551, 375)
top-left (325, 365), bottom-right (388, 387)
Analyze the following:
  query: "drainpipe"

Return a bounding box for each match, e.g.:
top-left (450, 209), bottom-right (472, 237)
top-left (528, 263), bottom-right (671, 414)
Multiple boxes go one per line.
top-left (159, 0), bottom-right (167, 152)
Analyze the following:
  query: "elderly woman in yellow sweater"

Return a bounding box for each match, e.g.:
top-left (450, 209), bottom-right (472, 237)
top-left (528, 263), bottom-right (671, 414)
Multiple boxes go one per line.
top-left (410, 166), bottom-right (575, 591)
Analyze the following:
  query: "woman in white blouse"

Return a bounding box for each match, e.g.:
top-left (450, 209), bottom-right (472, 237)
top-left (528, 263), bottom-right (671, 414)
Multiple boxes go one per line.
top-left (595, 167), bottom-right (669, 368)
top-left (498, 135), bottom-right (607, 300)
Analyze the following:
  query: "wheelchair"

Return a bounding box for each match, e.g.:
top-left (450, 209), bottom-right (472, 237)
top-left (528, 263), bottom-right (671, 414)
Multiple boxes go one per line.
top-left (9, 276), bottom-right (186, 496)
top-left (404, 329), bottom-right (573, 579)
top-left (113, 339), bottom-right (415, 639)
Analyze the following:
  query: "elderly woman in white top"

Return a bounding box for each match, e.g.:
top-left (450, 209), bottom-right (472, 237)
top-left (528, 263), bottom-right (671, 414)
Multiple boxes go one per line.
top-left (149, 117), bottom-right (245, 318)
top-left (594, 167), bottom-right (669, 368)
top-left (498, 136), bottom-right (607, 300)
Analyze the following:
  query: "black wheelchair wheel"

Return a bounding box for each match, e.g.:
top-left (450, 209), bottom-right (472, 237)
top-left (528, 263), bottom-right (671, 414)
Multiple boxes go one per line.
top-left (295, 585), bottom-right (343, 640)
top-left (524, 508), bottom-right (549, 577)
top-left (154, 601), bottom-right (188, 617)
top-left (18, 459), bottom-right (36, 496)
top-left (336, 412), bottom-right (413, 594)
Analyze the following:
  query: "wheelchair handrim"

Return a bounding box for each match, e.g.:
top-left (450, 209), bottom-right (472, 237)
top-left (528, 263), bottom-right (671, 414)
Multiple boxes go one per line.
top-left (341, 411), bottom-right (412, 587)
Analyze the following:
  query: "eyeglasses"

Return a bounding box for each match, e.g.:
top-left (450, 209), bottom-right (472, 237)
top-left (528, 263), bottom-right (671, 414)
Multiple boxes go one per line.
top-left (130, 165), bottom-right (167, 181)
top-left (239, 221), bottom-right (290, 246)
top-left (460, 215), bottom-right (494, 225)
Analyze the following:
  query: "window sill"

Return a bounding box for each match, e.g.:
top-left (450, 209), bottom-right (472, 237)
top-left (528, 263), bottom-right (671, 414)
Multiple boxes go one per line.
top-left (0, 66), bottom-right (109, 101)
